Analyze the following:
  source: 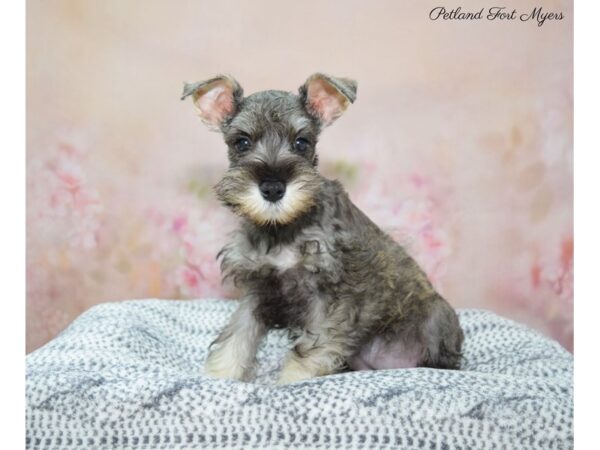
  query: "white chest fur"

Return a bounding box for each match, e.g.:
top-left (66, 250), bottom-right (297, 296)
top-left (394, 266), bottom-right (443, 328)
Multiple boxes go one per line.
top-left (260, 245), bottom-right (300, 271)
top-left (221, 225), bottom-right (340, 277)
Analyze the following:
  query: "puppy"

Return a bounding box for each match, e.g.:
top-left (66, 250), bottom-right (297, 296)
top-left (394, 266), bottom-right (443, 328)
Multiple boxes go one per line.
top-left (182, 74), bottom-right (464, 384)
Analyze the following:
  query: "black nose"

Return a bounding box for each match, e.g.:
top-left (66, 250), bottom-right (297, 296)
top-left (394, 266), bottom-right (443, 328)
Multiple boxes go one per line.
top-left (259, 180), bottom-right (286, 202)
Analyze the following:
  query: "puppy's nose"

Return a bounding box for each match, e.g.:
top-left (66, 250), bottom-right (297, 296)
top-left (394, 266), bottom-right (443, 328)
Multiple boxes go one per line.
top-left (259, 180), bottom-right (286, 202)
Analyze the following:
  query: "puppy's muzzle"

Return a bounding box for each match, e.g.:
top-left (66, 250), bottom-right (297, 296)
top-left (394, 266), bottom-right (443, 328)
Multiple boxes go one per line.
top-left (259, 180), bottom-right (286, 202)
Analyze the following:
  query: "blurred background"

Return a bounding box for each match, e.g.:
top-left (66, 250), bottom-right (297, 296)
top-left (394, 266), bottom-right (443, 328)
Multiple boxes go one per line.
top-left (26, 0), bottom-right (573, 352)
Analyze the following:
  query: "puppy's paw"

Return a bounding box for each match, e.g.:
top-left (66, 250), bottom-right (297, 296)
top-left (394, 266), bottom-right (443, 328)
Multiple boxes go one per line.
top-left (204, 363), bottom-right (245, 380)
top-left (277, 358), bottom-right (314, 385)
top-left (203, 348), bottom-right (247, 380)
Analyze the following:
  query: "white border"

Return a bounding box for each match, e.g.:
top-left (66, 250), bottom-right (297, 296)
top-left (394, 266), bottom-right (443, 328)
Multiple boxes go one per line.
top-left (574, 0), bottom-right (599, 447)
top-left (0, 1), bottom-right (25, 448)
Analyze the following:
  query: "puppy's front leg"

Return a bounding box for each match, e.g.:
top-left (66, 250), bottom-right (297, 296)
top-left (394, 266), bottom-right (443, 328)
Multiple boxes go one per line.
top-left (278, 318), bottom-right (353, 385)
top-left (204, 296), bottom-right (265, 381)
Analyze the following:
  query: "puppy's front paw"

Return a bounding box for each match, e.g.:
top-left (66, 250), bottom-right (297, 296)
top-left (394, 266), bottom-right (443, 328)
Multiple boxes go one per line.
top-left (277, 358), bottom-right (315, 385)
top-left (204, 348), bottom-right (246, 380)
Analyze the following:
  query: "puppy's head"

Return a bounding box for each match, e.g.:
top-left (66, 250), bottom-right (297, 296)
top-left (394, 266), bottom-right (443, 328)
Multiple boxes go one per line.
top-left (182, 74), bottom-right (357, 226)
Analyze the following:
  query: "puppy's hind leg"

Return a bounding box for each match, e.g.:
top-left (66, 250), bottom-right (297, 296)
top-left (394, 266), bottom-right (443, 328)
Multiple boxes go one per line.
top-left (278, 331), bottom-right (352, 384)
top-left (420, 297), bottom-right (464, 370)
top-left (348, 296), bottom-right (463, 372)
top-left (204, 296), bottom-right (266, 381)
top-left (277, 305), bottom-right (356, 384)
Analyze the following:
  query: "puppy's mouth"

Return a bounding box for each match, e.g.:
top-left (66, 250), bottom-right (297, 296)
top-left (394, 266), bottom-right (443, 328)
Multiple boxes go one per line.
top-left (214, 169), bottom-right (320, 226)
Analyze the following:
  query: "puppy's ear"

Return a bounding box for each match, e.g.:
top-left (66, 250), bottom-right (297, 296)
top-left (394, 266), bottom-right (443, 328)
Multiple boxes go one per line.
top-left (181, 75), bottom-right (243, 130)
top-left (299, 73), bottom-right (357, 127)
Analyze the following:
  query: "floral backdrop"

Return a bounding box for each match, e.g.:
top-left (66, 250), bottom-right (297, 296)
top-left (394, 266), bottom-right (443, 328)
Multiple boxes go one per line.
top-left (26, 0), bottom-right (573, 352)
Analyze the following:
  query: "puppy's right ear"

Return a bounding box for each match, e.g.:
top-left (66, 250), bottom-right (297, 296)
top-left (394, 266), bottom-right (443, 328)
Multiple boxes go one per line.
top-left (181, 75), bottom-right (243, 130)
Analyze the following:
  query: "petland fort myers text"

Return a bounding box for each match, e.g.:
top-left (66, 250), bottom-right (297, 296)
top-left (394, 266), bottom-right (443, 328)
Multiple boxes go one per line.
top-left (429, 6), bottom-right (564, 27)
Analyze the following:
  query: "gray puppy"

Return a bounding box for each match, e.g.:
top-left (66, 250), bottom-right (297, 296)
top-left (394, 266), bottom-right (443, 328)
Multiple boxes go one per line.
top-left (182, 74), bottom-right (464, 384)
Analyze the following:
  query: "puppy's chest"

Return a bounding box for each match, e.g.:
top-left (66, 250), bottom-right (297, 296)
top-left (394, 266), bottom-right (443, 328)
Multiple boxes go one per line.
top-left (221, 232), bottom-right (338, 328)
top-left (252, 240), bottom-right (324, 274)
top-left (253, 243), bottom-right (327, 328)
top-left (223, 226), bottom-right (339, 279)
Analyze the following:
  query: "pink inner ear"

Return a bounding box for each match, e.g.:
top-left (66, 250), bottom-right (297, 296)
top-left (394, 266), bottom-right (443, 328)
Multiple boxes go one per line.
top-left (195, 82), bottom-right (235, 127)
top-left (307, 78), bottom-right (348, 126)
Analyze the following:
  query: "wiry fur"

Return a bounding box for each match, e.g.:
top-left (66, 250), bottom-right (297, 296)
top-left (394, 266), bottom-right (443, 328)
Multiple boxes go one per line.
top-left (182, 73), bottom-right (464, 384)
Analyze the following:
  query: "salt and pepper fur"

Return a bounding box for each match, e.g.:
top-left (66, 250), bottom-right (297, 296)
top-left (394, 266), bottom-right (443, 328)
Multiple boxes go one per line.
top-left (182, 73), bottom-right (464, 384)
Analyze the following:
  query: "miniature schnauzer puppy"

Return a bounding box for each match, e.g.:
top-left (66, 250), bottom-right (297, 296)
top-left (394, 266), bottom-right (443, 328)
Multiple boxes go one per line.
top-left (182, 73), bottom-right (464, 384)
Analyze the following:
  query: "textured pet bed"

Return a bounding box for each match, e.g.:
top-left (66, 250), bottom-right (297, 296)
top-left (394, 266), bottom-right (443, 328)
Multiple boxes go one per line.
top-left (26, 299), bottom-right (573, 449)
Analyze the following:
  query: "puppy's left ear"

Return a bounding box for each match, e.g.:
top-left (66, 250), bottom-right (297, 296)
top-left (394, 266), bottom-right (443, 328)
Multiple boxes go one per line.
top-left (181, 75), bottom-right (243, 130)
top-left (299, 73), bottom-right (357, 127)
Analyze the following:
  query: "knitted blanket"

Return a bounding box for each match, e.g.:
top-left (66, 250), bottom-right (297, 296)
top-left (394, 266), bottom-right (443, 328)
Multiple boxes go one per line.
top-left (26, 299), bottom-right (573, 449)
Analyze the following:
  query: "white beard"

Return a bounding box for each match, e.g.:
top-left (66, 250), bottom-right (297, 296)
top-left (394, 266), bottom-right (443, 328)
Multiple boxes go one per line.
top-left (238, 179), bottom-right (315, 226)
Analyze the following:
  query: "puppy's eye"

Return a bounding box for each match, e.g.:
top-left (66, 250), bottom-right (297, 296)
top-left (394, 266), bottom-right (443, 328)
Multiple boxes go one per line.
top-left (234, 137), bottom-right (252, 153)
top-left (293, 137), bottom-right (311, 153)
